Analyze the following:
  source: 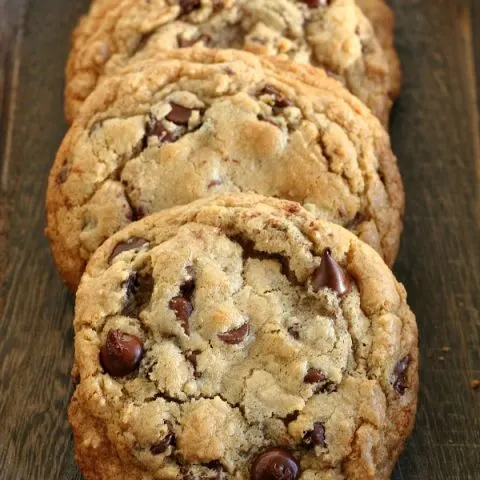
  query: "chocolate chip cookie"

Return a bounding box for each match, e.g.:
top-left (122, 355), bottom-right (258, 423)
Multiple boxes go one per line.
top-left (69, 193), bottom-right (418, 480)
top-left (65, 0), bottom-right (399, 125)
top-left (47, 48), bottom-right (404, 290)
top-left (356, 0), bottom-right (402, 101)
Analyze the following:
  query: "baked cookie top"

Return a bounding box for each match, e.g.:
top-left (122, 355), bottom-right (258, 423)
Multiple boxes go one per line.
top-left (69, 193), bottom-right (418, 480)
top-left (65, 0), bottom-right (398, 124)
top-left (48, 49), bottom-right (404, 290)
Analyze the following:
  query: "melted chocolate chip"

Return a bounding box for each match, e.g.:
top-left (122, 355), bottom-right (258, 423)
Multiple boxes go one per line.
top-left (122, 271), bottom-right (154, 317)
top-left (217, 322), bottom-right (249, 344)
top-left (344, 212), bottom-right (367, 231)
top-left (251, 447), bottom-right (300, 480)
top-left (304, 368), bottom-right (326, 384)
top-left (288, 326), bottom-right (300, 340)
top-left (166, 103), bottom-right (193, 125)
top-left (150, 428), bottom-right (176, 455)
top-left (186, 350), bottom-right (202, 378)
top-left (145, 117), bottom-right (178, 143)
top-left (393, 355), bottom-right (411, 395)
top-left (262, 85), bottom-right (294, 115)
top-left (179, 0), bottom-right (201, 14)
top-left (303, 422), bottom-right (326, 448)
top-left (169, 274), bottom-right (196, 334)
top-left (303, 0), bottom-right (329, 7)
top-left (130, 205), bottom-right (146, 222)
top-left (169, 296), bottom-right (193, 334)
top-left (311, 248), bottom-right (351, 296)
top-left (284, 411), bottom-right (299, 424)
top-left (100, 329), bottom-right (144, 377)
top-left (109, 237), bottom-right (148, 263)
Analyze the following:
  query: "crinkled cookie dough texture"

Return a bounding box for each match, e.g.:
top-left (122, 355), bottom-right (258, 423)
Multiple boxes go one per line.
top-left (47, 48), bottom-right (404, 290)
top-left (65, 0), bottom-right (400, 125)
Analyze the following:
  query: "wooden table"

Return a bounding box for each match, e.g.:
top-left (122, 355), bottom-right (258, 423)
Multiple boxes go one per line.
top-left (1, 0), bottom-right (479, 478)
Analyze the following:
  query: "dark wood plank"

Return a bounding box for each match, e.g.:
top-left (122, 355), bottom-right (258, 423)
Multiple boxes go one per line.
top-left (389, 0), bottom-right (480, 478)
top-left (0, 1), bottom-right (89, 479)
top-left (0, 0), bottom-right (478, 479)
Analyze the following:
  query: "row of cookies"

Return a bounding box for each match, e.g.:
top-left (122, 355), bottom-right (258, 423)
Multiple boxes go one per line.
top-left (45, 1), bottom-right (418, 479)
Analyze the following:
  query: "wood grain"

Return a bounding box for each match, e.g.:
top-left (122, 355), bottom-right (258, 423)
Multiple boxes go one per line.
top-left (0, 0), bottom-right (478, 478)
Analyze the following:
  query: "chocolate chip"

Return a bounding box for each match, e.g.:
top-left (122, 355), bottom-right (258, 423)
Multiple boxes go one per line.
top-left (109, 237), bottom-right (149, 263)
top-left (288, 326), bottom-right (300, 340)
top-left (206, 461), bottom-right (224, 478)
top-left (284, 411), bottom-right (299, 424)
top-left (304, 368), bottom-right (326, 384)
top-left (145, 117), bottom-right (178, 143)
top-left (303, 422), bottom-right (326, 448)
top-left (150, 427), bottom-right (176, 455)
top-left (303, 0), bottom-right (329, 8)
top-left (166, 103), bottom-right (193, 126)
top-left (311, 248), bottom-right (351, 296)
top-left (56, 162), bottom-right (69, 184)
top-left (122, 272), bottom-right (154, 317)
top-left (179, 0), bottom-right (201, 14)
top-left (169, 275), bottom-right (196, 334)
top-left (212, 0), bottom-right (224, 12)
top-left (261, 85), bottom-right (294, 115)
top-left (169, 296), bottom-right (193, 334)
top-left (279, 258), bottom-right (299, 285)
top-left (393, 355), bottom-right (411, 395)
top-left (207, 178), bottom-right (223, 189)
top-left (344, 212), bottom-right (366, 231)
top-left (218, 322), bottom-right (249, 344)
top-left (130, 205), bottom-right (146, 222)
top-left (251, 447), bottom-right (300, 480)
top-left (100, 329), bottom-right (144, 377)
top-left (186, 350), bottom-right (202, 378)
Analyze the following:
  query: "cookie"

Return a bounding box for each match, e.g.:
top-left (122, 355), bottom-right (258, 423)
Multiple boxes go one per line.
top-left (355, 0), bottom-right (402, 100)
top-left (69, 193), bottom-right (418, 480)
top-left (65, 0), bottom-right (399, 125)
top-left (47, 48), bottom-right (404, 290)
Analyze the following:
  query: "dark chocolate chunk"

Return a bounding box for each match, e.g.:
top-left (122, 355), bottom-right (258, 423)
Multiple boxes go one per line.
top-left (303, 0), bottom-right (329, 8)
top-left (302, 422), bottom-right (326, 448)
top-left (145, 117), bottom-right (178, 143)
top-left (100, 329), bottom-right (144, 377)
top-left (393, 355), bottom-right (411, 395)
top-left (179, 0), bottom-right (201, 14)
top-left (169, 296), bottom-right (193, 334)
top-left (109, 237), bottom-right (148, 263)
top-left (217, 322), bottom-right (249, 344)
top-left (150, 426), bottom-right (176, 455)
top-left (166, 103), bottom-right (193, 125)
top-left (169, 273), bottom-right (196, 334)
top-left (311, 248), bottom-right (351, 296)
top-left (251, 447), bottom-right (300, 480)
top-left (304, 368), bottom-right (326, 384)
top-left (122, 271), bottom-right (154, 317)
top-left (261, 85), bottom-right (294, 115)
top-left (186, 350), bottom-right (202, 378)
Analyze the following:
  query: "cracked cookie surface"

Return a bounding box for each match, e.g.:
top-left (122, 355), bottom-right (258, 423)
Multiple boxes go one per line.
top-left (69, 193), bottom-right (418, 480)
top-left (47, 49), bottom-right (404, 290)
top-left (65, 0), bottom-right (398, 125)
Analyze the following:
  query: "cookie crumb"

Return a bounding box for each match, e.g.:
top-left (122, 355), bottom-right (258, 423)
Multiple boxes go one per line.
top-left (470, 379), bottom-right (480, 390)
